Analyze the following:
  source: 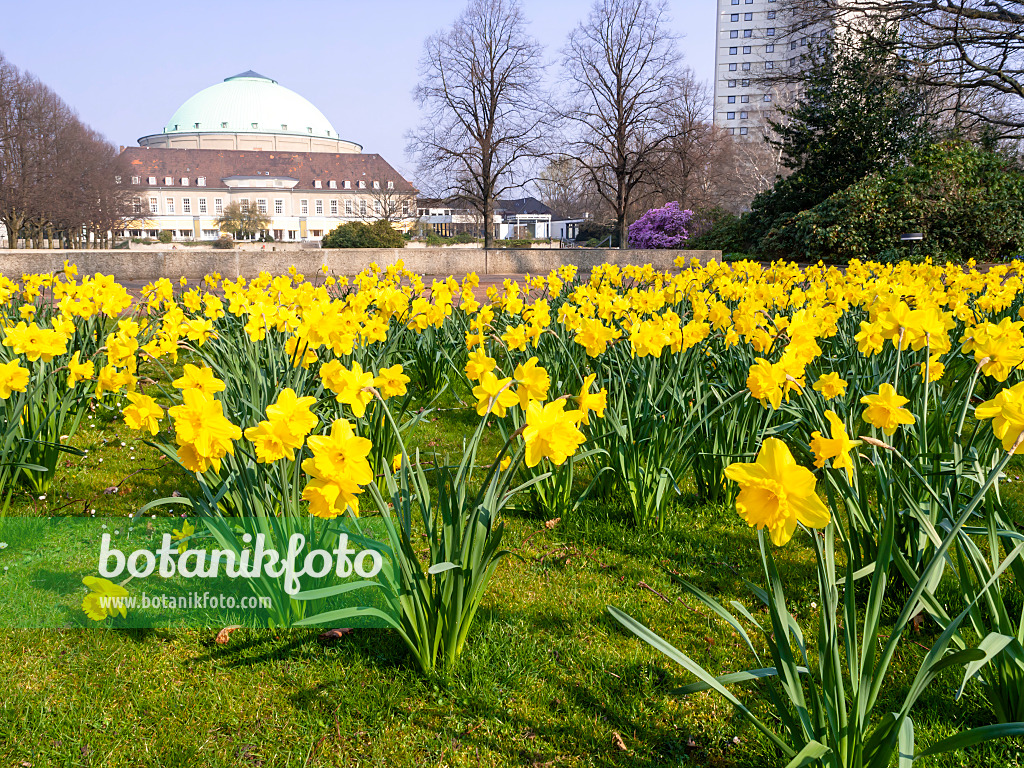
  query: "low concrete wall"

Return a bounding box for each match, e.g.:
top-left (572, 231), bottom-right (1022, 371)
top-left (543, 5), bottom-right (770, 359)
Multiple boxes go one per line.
top-left (0, 247), bottom-right (720, 281)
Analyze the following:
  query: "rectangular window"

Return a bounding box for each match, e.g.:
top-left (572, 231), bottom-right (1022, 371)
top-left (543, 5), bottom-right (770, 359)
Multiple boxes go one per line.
top-left (730, 30), bottom-right (738, 38)
top-left (742, 62), bottom-right (751, 70)
top-left (740, 127), bottom-right (749, 135)
top-left (402, 200), bottom-right (409, 215)
top-left (257, 199), bottom-right (268, 214)
top-left (359, 200), bottom-right (366, 216)
top-left (329, 180), bottom-right (337, 189)
top-left (166, 198), bottom-right (175, 214)
top-left (199, 198), bottom-right (208, 213)
top-left (743, 29), bottom-right (752, 37)
top-left (358, 180), bottom-right (366, 189)
top-left (343, 180), bottom-right (351, 189)
top-left (372, 180), bottom-right (380, 190)
top-left (764, 94), bottom-right (773, 102)
top-left (182, 198), bottom-right (191, 214)
top-left (330, 199), bottom-right (338, 215)
top-left (730, 13), bottom-right (739, 21)
top-left (275, 199), bottom-right (284, 214)
top-left (730, 47), bottom-right (737, 55)
top-left (740, 111), bottom-right (748, 119)
top-left (728, 79), bottom-right (737, 87)
top-left (300, 199), bottom-right (309, 215)
top-left (744, 12), bottom-right (752, 20)
top-left (345, 200), bottom-right (353, 215)
top-left (149, 197), bottom-right (158, 213)
top-left (197, 177), bottom-right (206, 186)
top-left (741, 79), bottom-right (750, 86)
top-left (765, 61), bottom-right (774, 69)
top-left (741, 95), bottom-right (750, 103)
top-left (766, 44), bottom-right (774, 52)
top-left (239, 198), bottom-right (249, 211)
top-left (374, 200), bottom-right (381, 215)
top-left (314, 180), bottom-right (322, 188)
top-left (315, 199), bottom-right (323, 215)
top-left (387, 181), bottom-right (394, 189)
top-left (215, 198), bottom-right (224, 214)
top-left (181, 177), bottom-right (189, 186)
top-left (767, 11), bottom-right (776, 18)
top-left (729, 63), bottom-right (737, 71)
top-left (727, 112), bottom-right (736, 119)
top-left (133, 198), bottom-right (142, 215)
top-left (767, 27), bottom-right (775, 35)
top-left (149, 176), bottom-right (157, 185)
top-left (743, 46), bottom-right (751, 53)
top-left (132, 176), bottom-right (141, 185)
top-left (164, 176), bottom-right (173, 186)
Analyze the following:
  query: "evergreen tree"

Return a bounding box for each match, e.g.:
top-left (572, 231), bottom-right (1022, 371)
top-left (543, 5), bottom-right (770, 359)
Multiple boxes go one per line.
top-left (746, 29), bottom-right (931, 243)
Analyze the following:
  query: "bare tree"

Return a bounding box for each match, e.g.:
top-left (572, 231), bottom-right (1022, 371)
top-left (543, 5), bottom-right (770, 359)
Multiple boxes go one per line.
top-left (532, 157), bottom-right (601, 219)
top-left (558, 0), bottom-right (684, 248)
top-left (779, 0), bottom-right (1024, 137)
top-left (0, 51), bottom-right (138, 248)
top-left (408, 0), bottom-right (547, 248)
top-left (365, 184), bottom-right (417, 226)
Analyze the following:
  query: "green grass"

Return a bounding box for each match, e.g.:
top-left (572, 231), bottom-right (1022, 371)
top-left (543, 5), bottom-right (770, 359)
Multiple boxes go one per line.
top-left (0, 375), bottom-right (1022, 766)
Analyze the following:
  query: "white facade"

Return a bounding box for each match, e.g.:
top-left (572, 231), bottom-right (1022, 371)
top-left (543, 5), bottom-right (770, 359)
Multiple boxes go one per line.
top-left (713, 0), bottom-right (859, 138)
top-left (712, 0), bottom-right (786, 138)
top-left (123, 177), bottom-right (414, 243)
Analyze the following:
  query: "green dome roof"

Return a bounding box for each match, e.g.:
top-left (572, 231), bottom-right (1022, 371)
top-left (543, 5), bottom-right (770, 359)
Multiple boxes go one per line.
top-left (162, 72), bottom-right (339, 139)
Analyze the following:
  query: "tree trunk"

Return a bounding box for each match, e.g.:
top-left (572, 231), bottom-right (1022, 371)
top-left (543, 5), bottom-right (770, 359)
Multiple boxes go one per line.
top-left (6, 216), bottom-right (24, 249)
top-left (618, 210), bottom-right (628, 250)
top-left (483, 202), bottom-right (493, 250)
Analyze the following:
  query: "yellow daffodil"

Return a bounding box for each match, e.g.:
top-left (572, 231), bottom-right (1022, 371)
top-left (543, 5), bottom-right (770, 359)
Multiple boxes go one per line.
top-left (522, 399), bottom-right (586, 468)
top-left (123, 392), bottom-right (164, 435)
top-left (812, 372), bottom-right (848, 400)
top-left (860, 384), bottom-right (916, 436)
top-left (976, 381), bottom-right (1024, 453)
top-left (472, 372), bottom-right (519, 418)
top-left (809, 411), bottom-right (861, 477)
top-left (82, 576), bottom-right (129, 621)
top-left (724, 438), bottom-right (831, 546)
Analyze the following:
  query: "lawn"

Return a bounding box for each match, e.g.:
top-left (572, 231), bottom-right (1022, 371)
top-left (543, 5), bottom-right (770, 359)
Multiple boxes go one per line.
top-left (0, 357), bottom-right (1022, 768)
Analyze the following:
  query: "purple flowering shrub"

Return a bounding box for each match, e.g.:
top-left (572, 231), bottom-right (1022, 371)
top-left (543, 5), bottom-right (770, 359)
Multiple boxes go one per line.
top-left (628, 202), bottom-right (693, 249)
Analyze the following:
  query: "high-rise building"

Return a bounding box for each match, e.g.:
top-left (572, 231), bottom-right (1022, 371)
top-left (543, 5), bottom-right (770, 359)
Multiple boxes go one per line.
top-left (712, 0), bottom-right (784, 138)
top-left (712, 1), bottom-right (851, 138)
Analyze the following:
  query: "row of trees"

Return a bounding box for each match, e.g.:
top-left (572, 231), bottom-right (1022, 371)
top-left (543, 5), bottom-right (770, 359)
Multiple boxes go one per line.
top-left (409, 0), bottom-right (755, 249)
top-left (411, 0), bottom-right (1024, 251)
top-left (0, 53), bottom-right (138, 249)
top-left (693, 16), bottom-right (1024, 263)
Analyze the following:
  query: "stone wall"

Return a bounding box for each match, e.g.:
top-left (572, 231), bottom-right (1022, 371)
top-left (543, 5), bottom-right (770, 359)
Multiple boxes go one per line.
top-left (0, 248), bottom-right (720, 281)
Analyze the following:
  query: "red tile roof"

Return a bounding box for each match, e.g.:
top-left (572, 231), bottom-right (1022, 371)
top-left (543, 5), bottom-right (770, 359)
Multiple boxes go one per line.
top-left (119, 147), bottom-right (416, 192)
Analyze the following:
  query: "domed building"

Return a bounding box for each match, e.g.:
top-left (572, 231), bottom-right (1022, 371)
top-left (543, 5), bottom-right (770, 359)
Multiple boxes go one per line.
top-left (120, 71), bottom-right (415, 243)
top-left (138, 71), bottom-right (361, 154)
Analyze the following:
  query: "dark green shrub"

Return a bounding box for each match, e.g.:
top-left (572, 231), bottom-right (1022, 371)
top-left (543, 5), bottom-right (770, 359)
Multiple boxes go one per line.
top-left (212, 235), bottom-right (234, 250)
top-left (688, 212), bottom-right (751, 254)
top-left (449, 232), bottom-right (479, 244)
top-left (574, 220), bottom-right (618, 247)
top-left (759, 141), bottom-right (1024, 263)
top-left (322, 220), bottom-right (405, 248)
top-left (157, 230), bottom-right (173, 244)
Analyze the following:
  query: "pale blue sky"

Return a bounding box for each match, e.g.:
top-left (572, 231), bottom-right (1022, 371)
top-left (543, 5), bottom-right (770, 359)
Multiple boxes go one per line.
top-left (0, 0), bottom-right (716, 181)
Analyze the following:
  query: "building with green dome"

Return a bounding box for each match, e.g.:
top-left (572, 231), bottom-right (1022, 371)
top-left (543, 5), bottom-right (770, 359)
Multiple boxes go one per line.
top-left (138, 71), bottom-right (362, 154)
top-left (121, 72), bottom-right (415, 243)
